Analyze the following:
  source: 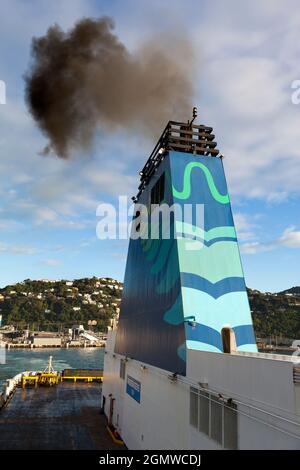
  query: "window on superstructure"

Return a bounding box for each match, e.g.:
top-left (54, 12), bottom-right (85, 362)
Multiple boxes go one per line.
top-left (119, 359), bottom-right (126, 380)
top-left (134, 210), bottom-right (141, 233)
top-left (151, 172), bottom-right (165, 206)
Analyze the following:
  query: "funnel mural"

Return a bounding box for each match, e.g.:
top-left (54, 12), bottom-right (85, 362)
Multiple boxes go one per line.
top-left (115, 123), bottom-right (257, 375)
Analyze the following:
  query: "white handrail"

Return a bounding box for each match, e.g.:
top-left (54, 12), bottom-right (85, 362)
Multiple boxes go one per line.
top-left (0, 370), bottom-right (39, 408)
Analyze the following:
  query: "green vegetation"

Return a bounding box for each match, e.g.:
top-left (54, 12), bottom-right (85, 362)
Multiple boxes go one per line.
top-left (248, 288), bottom-right (300, 339)
top-left (1, 279), bottom-right (300, 339)
top-left (0, 277), bottom-right (122, 332)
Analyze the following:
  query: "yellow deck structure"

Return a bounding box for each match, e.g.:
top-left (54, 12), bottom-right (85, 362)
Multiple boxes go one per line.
top-left (21, 373), bottom-right (59, 388)
top-left (21, 355), bottom-right (60, 388)
top-left (61, 375), bottom-right (103, 383)
top-left (20, 357), bottom-right (103, 388)
top-left (61, 369), bottom-right (103, 383)
top-left (21, 375), bottom-right (39, 388)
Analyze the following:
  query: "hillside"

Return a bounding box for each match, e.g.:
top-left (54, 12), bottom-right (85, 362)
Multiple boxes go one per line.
top-left (0, 277), bottom-right (122, 332)
top-left (1, 279), bottom-right (300, 339)
top-left (278, 286), bottom-right (300, 295)
top-left (248, 288), bottom-right (300, 339)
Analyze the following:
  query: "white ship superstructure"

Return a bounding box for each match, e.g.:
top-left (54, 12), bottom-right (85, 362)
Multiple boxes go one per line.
top-left (103, 117), bottom-right (300, 449)
top-left (103, 331), bottom-right (300, 449)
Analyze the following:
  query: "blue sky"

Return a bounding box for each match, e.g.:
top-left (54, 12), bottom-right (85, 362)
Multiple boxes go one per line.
top-left (0, 0), bottom-right (300, 292)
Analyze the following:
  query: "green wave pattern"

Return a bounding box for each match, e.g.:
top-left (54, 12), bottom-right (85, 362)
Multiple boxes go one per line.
top-left (172, 162), bottom-right (229, 204)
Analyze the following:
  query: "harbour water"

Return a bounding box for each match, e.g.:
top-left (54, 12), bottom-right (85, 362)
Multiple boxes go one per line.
top-left (0, 347), bottom-right (294, 389)
top-left (0, 348), bottom-right (105, 387)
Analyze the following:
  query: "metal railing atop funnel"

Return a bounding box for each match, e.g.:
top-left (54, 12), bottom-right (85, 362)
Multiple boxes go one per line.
top-left (136, 117), bottom-right (220, 199)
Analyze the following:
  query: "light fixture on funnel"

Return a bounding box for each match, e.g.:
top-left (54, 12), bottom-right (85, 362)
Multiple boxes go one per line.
top-left (184, 315), bottom-right (197, 329)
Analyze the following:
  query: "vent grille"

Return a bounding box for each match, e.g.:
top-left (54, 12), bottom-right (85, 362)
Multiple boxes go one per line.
top-left (293, 366), bottom-right (300, 384)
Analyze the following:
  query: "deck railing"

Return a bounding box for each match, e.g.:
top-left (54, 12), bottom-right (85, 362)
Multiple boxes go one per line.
top-left (137, 120), bottom-right (220, 198)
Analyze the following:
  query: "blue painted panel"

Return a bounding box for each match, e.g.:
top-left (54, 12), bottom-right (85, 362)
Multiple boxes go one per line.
top-left (115, 149), bottom-right (257, 374)
top-left (115, 155), bottom-right (186, 375)
top-left (126, 375), bottom-right (141, 403)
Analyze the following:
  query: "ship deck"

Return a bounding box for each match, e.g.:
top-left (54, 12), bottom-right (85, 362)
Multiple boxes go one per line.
top-left (0, 382), bottom-right (123, 450)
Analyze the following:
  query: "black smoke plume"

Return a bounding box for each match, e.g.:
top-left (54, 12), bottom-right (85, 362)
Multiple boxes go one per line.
top-left (24, 17), bottom-right (194, 158)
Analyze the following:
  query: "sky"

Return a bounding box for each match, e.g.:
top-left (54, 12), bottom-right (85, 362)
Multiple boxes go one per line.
top-left (0, 0), bottom-right (300, 292)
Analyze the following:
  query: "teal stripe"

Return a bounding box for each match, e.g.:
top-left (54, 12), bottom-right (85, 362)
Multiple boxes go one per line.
top-left (181, 287), bottom-right (253, 332)
top-left (236, 344), bottom-right (258, 353)
top-left (151, 240), bottom-right (173, 274)
top-left (177, 239), bottom-right (243, 284)
top-left (175, 221), bottom-right (236, 241)
top-left (156, 247), bottom-right (179, 294)
top-left (145, 239), bottom-right (161, 261)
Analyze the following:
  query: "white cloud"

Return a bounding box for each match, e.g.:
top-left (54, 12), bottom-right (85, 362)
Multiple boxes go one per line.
top-left (43, 258), bottom-right (61, 267)
top-left (240, 241), bottom-right (276, 254)
top-left (0, 241), bottom-right (37, 255)
top-left (205, 58), bottom-right (286, 119)
top-left (4, 199), bottom-right (92, 230)
top-left (191, 1), bottom-right (300, 200)
top-left (85, 166), bottom-right (136, 197)
top-left (1, 0), bottom-right (300, 252)
top-left (34, 207), bottom-right (59, 224)
top-left (233, 212), bottom-right (257, 241)
top-left (112, 252), bottom-right (127, 261)
top-left (2, 0), bottom-right (298, 213)
top-left (0, 219), bottom-right (24, 231)
top-left (279, 226), bottom-right (300, 248)
top-left (240, 226), bottom-right (300, 254)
